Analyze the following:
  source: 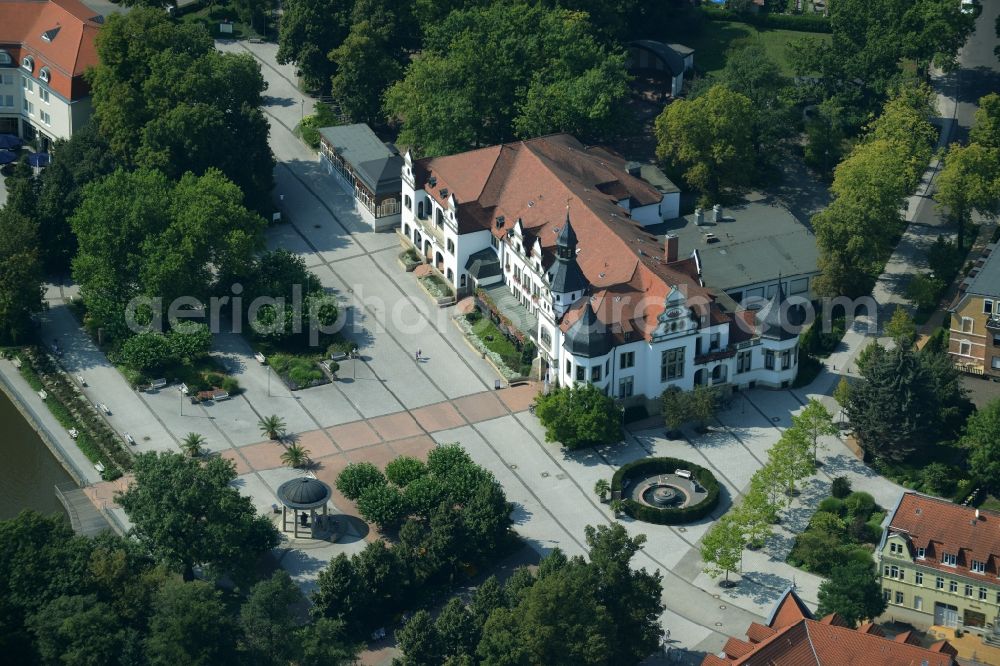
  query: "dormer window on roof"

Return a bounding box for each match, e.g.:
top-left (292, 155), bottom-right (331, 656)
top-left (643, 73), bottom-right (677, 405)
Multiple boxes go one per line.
top-left (42, 27), bottom-right (60, 43)
top-left (21, 55), bottom-right (33, 73)
top-left (39, 66), bottom-right (50, 84)
top-left (0, 50), bottom-right (11, 66)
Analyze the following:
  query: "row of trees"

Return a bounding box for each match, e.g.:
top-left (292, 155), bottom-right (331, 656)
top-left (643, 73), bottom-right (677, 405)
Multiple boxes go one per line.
top-left (700, 399), bottom-right (835, 582)
top-left (812, 83), bottom-right (939, 297)
top-left (279, 0), bottom-right (636, 154)
top-left (394, 524), bottom-right (665, 666)
top-left (0, 453), bottom-right (360, 665)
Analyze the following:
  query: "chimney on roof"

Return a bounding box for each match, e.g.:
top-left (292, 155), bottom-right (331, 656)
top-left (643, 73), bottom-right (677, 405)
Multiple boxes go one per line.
top-left (625, 161), bottom-right (642, 177)
top-left (712, 204), bottom-right (722, 223)
top-left (976, 509), bottom-right (980, 519)
top-left (665, 234), bottom-right (679, 263)
top-left (695, 207), bottom-right (704, 225)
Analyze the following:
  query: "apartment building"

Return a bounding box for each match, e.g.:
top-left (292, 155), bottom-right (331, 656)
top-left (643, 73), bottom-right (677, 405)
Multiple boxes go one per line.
top-left (879, 492), bottom-right (1000, 636)
top-left (400, 134), bottom-right (804, 403)
top-left (704, 586), bottom-right (957, 665)
top-left (0, 0), bottom-right (102, 148)
top-left (950, 243), bottom-right (1000, 378)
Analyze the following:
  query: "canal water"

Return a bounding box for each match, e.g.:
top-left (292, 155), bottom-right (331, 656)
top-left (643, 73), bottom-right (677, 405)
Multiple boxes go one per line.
top-left (0, 388), bottom-right (71, 521)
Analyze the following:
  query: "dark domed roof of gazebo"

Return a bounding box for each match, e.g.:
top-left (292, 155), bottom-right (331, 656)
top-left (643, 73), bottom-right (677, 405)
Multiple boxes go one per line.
top-left (276, 477), bottom-right (332, 510)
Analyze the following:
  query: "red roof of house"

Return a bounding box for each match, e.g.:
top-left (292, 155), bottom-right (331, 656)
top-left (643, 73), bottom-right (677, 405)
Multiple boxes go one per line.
top-left (888, 492), bottom-right (1000, 579)
top-left (0, 0), bottom-right (102, 99)
top-left (704, 588), bottom-right (957, 666)
top-left (413, 134), bottom-right (732, 341)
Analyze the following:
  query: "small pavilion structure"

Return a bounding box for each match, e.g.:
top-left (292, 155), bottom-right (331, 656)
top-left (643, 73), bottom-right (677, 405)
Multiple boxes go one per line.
top-left (276, 477), bottom-right (332, 539)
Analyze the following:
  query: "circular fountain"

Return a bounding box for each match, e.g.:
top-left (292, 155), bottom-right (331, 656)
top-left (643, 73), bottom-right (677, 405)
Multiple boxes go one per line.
top-left (644, 484), bottom-right (686, 507)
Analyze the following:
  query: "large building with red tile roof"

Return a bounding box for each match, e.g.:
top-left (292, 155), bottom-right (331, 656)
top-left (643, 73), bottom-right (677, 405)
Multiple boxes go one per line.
top-left (704, 586), bottom-right (958, 665)
top-left (879, 491), bottom-right (1000, 635)
top-left (0, 0), bottom-right (103, 146)
top-left (400, 134), bottom-right (803, 402)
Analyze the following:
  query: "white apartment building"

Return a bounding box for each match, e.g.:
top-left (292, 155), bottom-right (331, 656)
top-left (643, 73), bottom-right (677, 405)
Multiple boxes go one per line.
top-left (400, 134), bottom-right (801, 405)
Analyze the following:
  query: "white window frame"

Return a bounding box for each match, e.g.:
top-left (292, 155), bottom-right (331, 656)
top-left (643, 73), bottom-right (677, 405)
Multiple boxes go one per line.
top-left (959, 340), bottom-right (972, 356)
top-left (38, 66), bottom-right (50, 84)
top-left (972, 560), bottom-right (985, 574)
top-left (943, 553), bottom-right (957, 567)
top-left (962, 317), bottom-right (974, 333)
top-left (39, 87), bottom-right (49, 104)
top-left (985, 299), bottom-right (994, 315)
top-left (21, 55), bottom-right (33, 72)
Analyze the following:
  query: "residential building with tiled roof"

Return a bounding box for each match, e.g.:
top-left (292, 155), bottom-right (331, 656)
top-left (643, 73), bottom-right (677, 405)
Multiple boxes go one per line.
top-left (879, 491), bottom-right (1000, 636)
top-left (949, 243), bottom-right (1000, 379)
top-left (0, 0), bottom-right (103, 147)
top-left (400, 134), bottom-right (804, 402)
top-left (704, 586), bottom-right (958, 665)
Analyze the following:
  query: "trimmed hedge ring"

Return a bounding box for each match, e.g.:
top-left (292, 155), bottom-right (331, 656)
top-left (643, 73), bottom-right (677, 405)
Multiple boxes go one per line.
top-left (612, 457), bottom-right (720, 525)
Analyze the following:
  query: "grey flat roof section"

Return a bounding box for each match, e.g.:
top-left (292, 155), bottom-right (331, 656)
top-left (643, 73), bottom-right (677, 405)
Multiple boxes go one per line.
top-left (628, 40), bottom-right (686, 76)
top-left (647, 200), bottom-right (819, 293)
top-left (319, 124), bottom-right (403, 196)
top-left (964, 247), bottom-right (1000, 298)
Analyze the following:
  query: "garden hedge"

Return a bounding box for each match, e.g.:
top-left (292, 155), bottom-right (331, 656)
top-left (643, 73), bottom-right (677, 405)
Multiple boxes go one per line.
top-left (702, 6), bottom-right (832, 33)
top-left (612, 457), bottom-right (720, 525)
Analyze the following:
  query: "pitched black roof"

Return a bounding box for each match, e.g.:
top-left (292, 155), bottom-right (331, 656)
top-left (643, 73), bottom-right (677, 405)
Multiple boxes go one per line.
top-left (276, 477), bottom-right (331, 510)
top-left (564, 302), bottom-right (612, 358)
top-left (465, 248), bottom-right (502, 280)
top-left (757, 282), bottom-right (805, 341)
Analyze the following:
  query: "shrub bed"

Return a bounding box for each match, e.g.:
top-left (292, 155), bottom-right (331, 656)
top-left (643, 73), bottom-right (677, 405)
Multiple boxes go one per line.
top-left (702, 5), bottom-right (831, 33)
top-left (612, 457), bottom-right (720, 525)
top-left (787, 485), bottom-right (884, 575)
top-left (269, 353), bottom-right (328, 390)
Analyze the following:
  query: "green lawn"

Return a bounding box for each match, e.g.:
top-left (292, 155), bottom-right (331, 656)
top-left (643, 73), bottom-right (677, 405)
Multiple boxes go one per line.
top-left (470, 316), bottom-right (529, 375)
top-left (175, 1), bottom-right (259, 40)
top-left (661, 21), bottom-right (830, 76)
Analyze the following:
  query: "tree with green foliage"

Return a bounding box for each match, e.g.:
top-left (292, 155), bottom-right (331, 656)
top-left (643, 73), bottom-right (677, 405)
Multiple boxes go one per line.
top-left (336, 462), bottom-right (387, 500)
top-left (792, 398), bottom-right (838, 463)
top-left (655, 84), bottom-right (755, 203)
top-left (34, 124), bottom-right (119, 271)
top-left (240, 570), bottom-right (303, 666)
top-left (770, 426), bottom-right (816, 494)
top-left (936, 142), bottom-right (1000, 249)
top-left (277, 0), bottom-right (350, 93)
top-left (166, 321), bottom-right (213, 364)
top-left (691, 385), bottom-right (720, 430)
top-left (352, 540), bottom-right (406, 621)
top-left (357, 483), bottom-right (408, 529)
top-left (385, 1), bottom-right (630, 156)
top-left (701, 514), bottom-right (744, 584)
top-left (258, 414), bottom-right (287, 441)
top-left (972, 93), bottom-right (1000, 149)
top-left (329, 20), bottom-right (403, 126)
top-left (310, 553), bottom-right (371, 632)
top-left (385, 456), bottom-right (427, 487)
top-left (462, 479), bottom-right (512, 557)
top-left (804, 99), bottom-right (847, 177)
top-left (816, 560), bottom-right (887, 627)
top-left (180, 432), bottom-right (205, 458)
top-left (121, 332), bottom-right (174, 372)
top-left (470, 576), bottom-right (505, 626)
top-left (962, 399), bottom-right (1000, 489)
top-left (0, 208), bottom-right (42, 344)
top-left (435, 598), bottom-right (480, 661)
top-left (231, 0), bottom-right (276, 35)
top-left (661, 386), bottom-right (690, 434)
top-left (583, 524), bottom-right (664, 662)
top-left (736, 484), bottom-right (780, 548)
top-left (89, 9), bottom-right (274, 211)
top-left (833, 377), bottom-right (851, 420)
top-left (885, 307), bottom-right (917, 349)
top-left (145, 579), bottom-right (239, 666)
top-left (280, 443), bottom-right (311, 469)
top-left (71, 168), bottom-right (264, 340)
top-left (847, 343), bottom-right (970, 461)
top-left (533, 382), bottom-right (621, 449)
top-left (594, 479), bottom-right (610, 502)
top-left (297, 617), bottom-right (360, 666)
top-left (27, 594), bottom-right (126, 666)
top-left (396, 610), bottom-right (445, 666)
top-left (116, 452), bottom-right (279, 582)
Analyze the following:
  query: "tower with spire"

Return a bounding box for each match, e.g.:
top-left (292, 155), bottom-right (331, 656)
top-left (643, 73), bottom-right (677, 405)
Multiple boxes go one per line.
top-left (548, 211), bottom-right (589, 317)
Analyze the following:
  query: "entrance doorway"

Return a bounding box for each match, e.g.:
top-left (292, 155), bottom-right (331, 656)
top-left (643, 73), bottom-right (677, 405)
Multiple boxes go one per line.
top-left (934, 602), bottom-right (959, 628)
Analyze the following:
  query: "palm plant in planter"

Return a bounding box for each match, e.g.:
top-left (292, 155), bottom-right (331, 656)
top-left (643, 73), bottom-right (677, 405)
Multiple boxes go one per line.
top-left (259, 414), bottom-right (287, 441)
top-left (280, 444), bottom-right (311, 469)
top-left (180, 432), bottom-right (205, 457)
top-left (610, 498), bottom-right (625, 518)
top-left (594, 479), bottom-right (610, 503)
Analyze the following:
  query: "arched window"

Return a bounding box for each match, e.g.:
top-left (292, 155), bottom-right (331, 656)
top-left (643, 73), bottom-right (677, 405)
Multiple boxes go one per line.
top-left (417, 201), bottom-right (425, 219)
top-left (39, 66), bottom-right (50, 83)
top-left (446, 268), bottom-right (454, 282)
top-left (404, 194), bottom-right (412, 210)
top-left (21, 55), bottom-right (34, 72)
top-left (0, 50), bottom-right (11, 65)
top-left (435, 208), bottom-right (443, 229)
